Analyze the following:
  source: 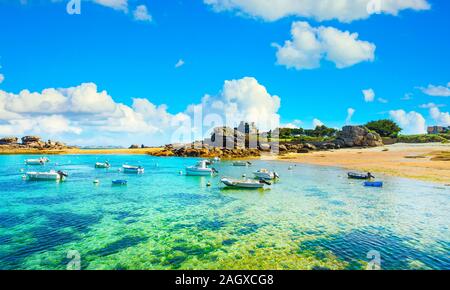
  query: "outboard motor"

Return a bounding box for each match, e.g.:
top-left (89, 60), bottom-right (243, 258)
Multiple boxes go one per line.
top-left (259, 179), bottom-right (272, 186)
top-left (212, 168), bottom-right (219, 174)
top-left (57, 171), bottom-right (68, 178)
top-left (274, 172), bottom-right (280, 179)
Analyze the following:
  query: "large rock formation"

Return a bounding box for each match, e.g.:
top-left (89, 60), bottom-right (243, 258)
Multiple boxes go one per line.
top-left (150, 143), bottom-right (261, 158)
top-left (334, 126), bottom-right (383, 147)
top-left (0, 137), bottom-right (18, 145)
top-left (0, 135), bottom-right (74, 151)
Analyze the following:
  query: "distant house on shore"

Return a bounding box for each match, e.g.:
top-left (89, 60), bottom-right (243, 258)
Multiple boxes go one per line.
top-left (427, 126), bottom-right (450, 134)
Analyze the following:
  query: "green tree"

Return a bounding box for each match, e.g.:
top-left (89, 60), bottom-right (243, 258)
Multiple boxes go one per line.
top-left (365, 119), bottom-right (402, 138)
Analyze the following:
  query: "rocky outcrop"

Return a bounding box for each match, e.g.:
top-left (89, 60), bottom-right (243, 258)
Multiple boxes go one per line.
top-left (150, 143), bottom-right (261, 158)
top-left (0, 136), bottom-right (74, 150)
top-left (334, 126), bottom-right (383, 147)
top-left (0, 137), bottom-right (18, 145)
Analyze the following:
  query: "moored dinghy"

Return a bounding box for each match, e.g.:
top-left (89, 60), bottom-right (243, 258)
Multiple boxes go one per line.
top-left (221, 177), bottom-right (269, 189)
top-left (232, 161), bottom-right (251, 167)
top-left (253, 169), bottom-right (279, 180)
top-left (95, 161), bottom-right (111, 169)
top-left (112, 180), bottom-right (127, 185)
top-left (25, 158), bottom-right (48, 165)
top-left (348, 172), bottom-right (375, 180)
top-left (364, 181), bottom-right (383, 187)
top-left (122, 165), bottom-right (144, 174)
top-left (26, 170), bottom-right (68, 181)
top-left (186, 160), bottom-right (217, 176)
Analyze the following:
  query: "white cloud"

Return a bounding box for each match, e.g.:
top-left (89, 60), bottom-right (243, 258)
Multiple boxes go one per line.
top-left (389, 109), bottom-right (426, 135)
top-left (0, 74), bottom-right (4, 84)
top-left (204, 0), bottom-right (430, 22)
top-left (420, 83), bottom-right (450, 97)
top-left (377, 97), bottom-right (388, 103)
top-left (190, 77), bottom-right (281, 132)
top-left (273, 22), bottom-right (375, 70)
top-left (282, 119), bottom-right (302, 128)
top-left (346, 108), bottom-right (356, 124)
top-left (429, 106), bottom-right (450, 126)
top-left (0, 83), bottom-right (187, 146)
top-left (175, 59), bottom-right (185, 68)
top-left (133, 5), bottom-right (152, 22)
top-left (93, 0), bottom-right (128, 12)
top-left (0, 78), bottom-right (282, 146)
top-left (363, 89), bottom-right (375, 102)
top-left (312, 118), bottom-right (324, 128)
top-left (401, 93), bottom-right (413, 100)
top-left (419, 102), bottom-right (445, 109)
top-left (0, 115), bottom-right (82, 136)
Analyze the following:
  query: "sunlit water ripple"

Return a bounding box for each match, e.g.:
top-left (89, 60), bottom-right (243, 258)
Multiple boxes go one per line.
top-left (0, 154), bottom-right (448, 270)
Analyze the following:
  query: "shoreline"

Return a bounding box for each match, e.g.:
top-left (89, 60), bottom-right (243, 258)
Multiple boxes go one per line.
top-left (1, 143), bottom-right (449, 184)
top-left (271, 143), bottom-right (450, 185)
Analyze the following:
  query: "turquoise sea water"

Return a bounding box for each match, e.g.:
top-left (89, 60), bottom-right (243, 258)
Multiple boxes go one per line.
top-left (0, 154), bottom-right (448, 270)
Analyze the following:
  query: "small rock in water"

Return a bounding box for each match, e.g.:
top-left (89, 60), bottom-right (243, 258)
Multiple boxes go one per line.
top-left (207, 182), bottom-right (211, 187)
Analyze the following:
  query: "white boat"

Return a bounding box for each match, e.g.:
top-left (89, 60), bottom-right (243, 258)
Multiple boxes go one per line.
top-left (95, 162), bottom-right (111, 169)
top-left (122, 165), bottom-right (144, 174)
top-left (253, 169), bottom-right (279, 180)
top-left (221, 177), bottom-right (269, 189)
top-left (232, 161), bottom-right (251, 167)
top-left (25, 158), bottom-right (48, 165)
top-left (26, 170), bottom-right (68, 181)
top-left (186, 160), bottom-right (217, 176)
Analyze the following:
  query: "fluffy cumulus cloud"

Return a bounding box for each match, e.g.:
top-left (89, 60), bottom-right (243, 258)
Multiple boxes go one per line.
top-left (420, 83), bottom-right (450, 97)
top-left (204, 0), bottom-right (430, 22)
top-left (389, 109), bottom-right (426, 134)
top-left (312, 118), bottom-right (324, 128)
top-left (363, 88), bottom-right (375, 102)
top-left (346, 108), bottom-right (356, 124)
top-left (273, 22), bottom-right (375, 70)
top-left (282, 119), bottom-right (302, 129)
top-left (188, 77), bottom-right (281, 134)
top-left (133, 4), bottom-right (152, 22)
top-left (0, 77), bottom-right (282, 146)
top-left (429, 106), bottom-right (450, 126)
top-left (175, 59), bottom-right (185, 68)
top-left (0, 83), bottom-right (189, 146)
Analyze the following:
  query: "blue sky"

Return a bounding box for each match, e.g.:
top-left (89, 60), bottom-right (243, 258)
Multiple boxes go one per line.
top-left (0, 0), bottom-right (449, 146)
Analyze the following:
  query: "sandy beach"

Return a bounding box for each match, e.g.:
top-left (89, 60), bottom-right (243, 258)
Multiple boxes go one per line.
top-left (274, 143), bottom-right (450, 184)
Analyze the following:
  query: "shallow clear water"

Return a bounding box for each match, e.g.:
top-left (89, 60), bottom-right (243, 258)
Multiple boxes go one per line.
top-left (0, 154), bottom-right (448, 270)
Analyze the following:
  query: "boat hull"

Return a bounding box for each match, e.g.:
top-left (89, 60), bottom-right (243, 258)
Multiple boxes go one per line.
top-left (25, 160), bottom-right (44, 165)
top-left (364, 181), bottom-right (383, 187)
top-left (253, 172), bottom-right (275, 180)
top-left (26, 172), bottom-right (63, 181)
top-left (122, 166), bottom-right (144, 174)
top-left (95, 163), bottom-right (110, 169)
top-left (186, 167), bottom-right (212, 176)
top-left (221, 178), bottom-right (264, 189)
